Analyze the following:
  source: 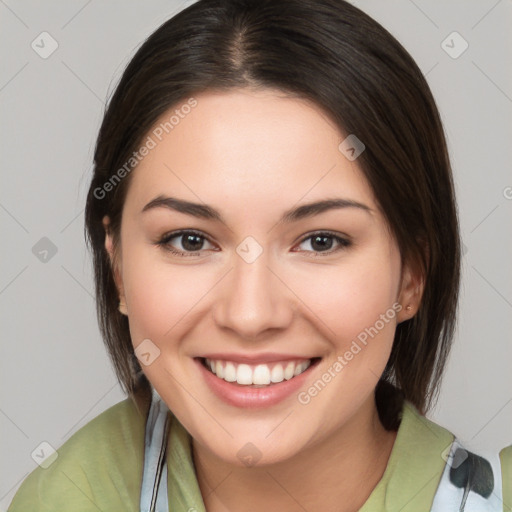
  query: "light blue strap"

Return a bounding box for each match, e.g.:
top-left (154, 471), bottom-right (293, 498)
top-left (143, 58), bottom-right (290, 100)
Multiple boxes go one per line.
top-left (140, 388), bottom-right (170, 512)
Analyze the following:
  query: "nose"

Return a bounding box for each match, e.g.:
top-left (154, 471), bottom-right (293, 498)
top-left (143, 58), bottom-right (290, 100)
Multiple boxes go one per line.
top-left (212, 252), bottom-right (294, 339)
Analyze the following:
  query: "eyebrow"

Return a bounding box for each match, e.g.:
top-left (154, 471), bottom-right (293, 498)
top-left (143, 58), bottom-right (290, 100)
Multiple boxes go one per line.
top-left (141, 195), bottom-right (373, 223)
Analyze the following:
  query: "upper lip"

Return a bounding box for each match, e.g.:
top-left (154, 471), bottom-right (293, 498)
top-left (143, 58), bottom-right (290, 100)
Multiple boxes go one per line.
top-left (197, 353), bottom-right (318, 364)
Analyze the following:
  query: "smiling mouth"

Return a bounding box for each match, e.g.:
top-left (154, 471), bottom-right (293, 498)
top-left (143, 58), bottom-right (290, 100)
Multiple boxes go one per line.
top-left (198, 357), bottom-right (322, 387)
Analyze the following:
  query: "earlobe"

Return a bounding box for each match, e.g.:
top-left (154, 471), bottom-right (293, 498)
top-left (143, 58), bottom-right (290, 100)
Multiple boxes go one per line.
top-left (397, 261), bottom-right (425, 323)
top-left (102, 215), bottom-right (127, 315)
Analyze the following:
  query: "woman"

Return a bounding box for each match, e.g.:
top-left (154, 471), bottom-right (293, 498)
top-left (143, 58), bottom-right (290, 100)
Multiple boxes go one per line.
top-left (8, 0), bottom-right (511, 510)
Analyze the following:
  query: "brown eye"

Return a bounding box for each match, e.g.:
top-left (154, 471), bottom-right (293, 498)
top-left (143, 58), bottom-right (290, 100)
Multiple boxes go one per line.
top-left (294, 232), bottom-right (351, 255)
top-left (157, 230), bottom-right (216, 256)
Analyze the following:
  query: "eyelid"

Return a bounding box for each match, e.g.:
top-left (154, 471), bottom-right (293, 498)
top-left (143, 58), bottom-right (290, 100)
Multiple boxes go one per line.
top-left (294, 229), bottom-right (351, 245)
top-left (159, 229), bottom-right (214, 245)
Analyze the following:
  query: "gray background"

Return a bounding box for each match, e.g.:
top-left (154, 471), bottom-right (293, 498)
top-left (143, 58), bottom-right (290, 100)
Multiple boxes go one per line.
top-left (1, 0), bottom-right (511, 507)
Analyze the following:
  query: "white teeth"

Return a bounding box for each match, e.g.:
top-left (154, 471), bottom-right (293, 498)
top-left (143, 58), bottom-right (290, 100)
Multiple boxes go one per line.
top-left (215, 360), bottom-right (224, 378)
top-left (270, 364), bottom-right (284, 383)
top-left (224, 362), bottom-right (237, 382)
top-left (294, 362), bottom-right (305, 376)
top-left (204, 358), bottom-right (313, 386)
top-left (236, 364), bottom-right (253, 385)
top-left (253, 364), bottom-right (271, 385)
top-left (284, 362), bottom-right (295, 380)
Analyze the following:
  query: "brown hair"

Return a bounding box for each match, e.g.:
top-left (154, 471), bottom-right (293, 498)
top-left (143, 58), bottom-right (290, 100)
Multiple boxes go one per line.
top-left (85, 0), bottom-right (460, 424)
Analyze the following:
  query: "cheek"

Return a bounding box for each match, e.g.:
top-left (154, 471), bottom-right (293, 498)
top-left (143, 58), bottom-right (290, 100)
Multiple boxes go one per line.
top-left (289, 249), bottom-right (401, 346)
top-left (121, 247), bottom-right (218, 345)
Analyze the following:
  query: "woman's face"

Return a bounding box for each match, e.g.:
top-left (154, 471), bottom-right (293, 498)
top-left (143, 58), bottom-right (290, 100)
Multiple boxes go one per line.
top-left (106, 88), bottom-right (419, 466)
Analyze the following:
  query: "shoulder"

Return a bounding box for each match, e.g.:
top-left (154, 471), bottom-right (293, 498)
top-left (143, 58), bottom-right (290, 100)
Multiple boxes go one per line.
top-left (403, 401), bottom-right (512, 512)
top-left (500, 444), bottom-right (512, 511)
top-left (371, 400), bottom-right (455, 510)
top-left (372, 401), bottom-right (511, 511)
top-left (8, 398), bottom-right (147, 512)
top-left (400, 400), bottom-right (454, 443)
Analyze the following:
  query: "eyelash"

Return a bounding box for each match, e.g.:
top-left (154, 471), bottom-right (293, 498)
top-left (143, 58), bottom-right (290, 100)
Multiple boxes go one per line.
top-left (156, 229), bottom-right (352, 257)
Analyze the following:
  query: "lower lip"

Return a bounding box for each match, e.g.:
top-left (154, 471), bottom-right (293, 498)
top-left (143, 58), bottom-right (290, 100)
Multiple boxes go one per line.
top-left (194, 357), bottom-right (320, 409)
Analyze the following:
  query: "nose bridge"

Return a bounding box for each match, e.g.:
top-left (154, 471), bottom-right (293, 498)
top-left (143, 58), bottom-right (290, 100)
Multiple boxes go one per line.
top-left (213, 248), bottom-right (292, 338)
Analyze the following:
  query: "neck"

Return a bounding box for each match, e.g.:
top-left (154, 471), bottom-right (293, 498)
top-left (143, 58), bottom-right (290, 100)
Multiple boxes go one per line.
top-left (192, 395), bottom-right (398, 512)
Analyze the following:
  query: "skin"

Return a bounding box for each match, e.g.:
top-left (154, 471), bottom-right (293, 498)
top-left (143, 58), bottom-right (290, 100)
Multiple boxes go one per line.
top-left (104, 88), bottom-right (423, 512)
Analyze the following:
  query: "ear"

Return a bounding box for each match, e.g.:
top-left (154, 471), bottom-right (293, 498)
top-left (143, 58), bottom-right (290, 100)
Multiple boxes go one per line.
top-left (102, 215), bottom-right (127, 315)
top-left (396, 257), bottom-right (425, 323)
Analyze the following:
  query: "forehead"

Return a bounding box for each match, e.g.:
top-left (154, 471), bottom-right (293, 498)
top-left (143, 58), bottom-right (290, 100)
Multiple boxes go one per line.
top-left (124, 88), bottom-right (377, 216)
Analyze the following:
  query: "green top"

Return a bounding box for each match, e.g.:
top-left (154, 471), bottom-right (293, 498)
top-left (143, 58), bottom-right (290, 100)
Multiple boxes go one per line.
top-left (8, 398), bottom-right (512, 511)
